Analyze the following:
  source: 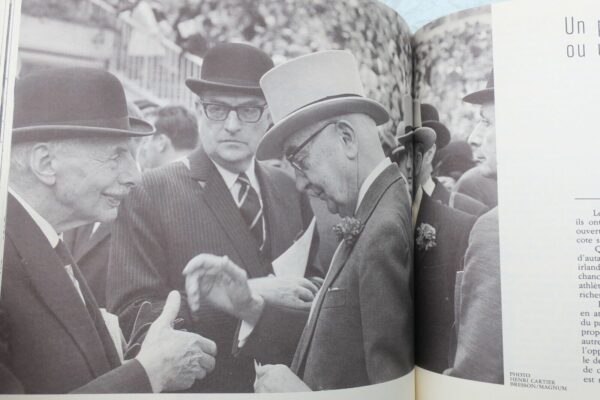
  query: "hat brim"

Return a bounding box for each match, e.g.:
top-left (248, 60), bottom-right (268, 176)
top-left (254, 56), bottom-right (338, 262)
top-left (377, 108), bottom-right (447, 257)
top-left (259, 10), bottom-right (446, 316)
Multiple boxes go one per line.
top-left (256, 97), bottom-right (389, 160)
top-left (185, 78), bottom-right (264, 96)
top-left (463, 88), bottom-right (495, 105)
top-left (12, 117), bottom-right (155, 143)
top-left (422, 120), bottom-right (450, 149)
top-left (396, 127), bottom-right (436, 149)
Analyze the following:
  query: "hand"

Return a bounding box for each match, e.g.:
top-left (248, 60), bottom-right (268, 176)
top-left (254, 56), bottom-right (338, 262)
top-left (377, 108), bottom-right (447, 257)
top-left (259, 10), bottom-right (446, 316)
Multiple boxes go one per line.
top-left (248, 276), bottom-right (319, 310)
top-left (254, 364), bottom-right (311, 393)
top-left (183, 254), bottom-right (265, 324)
top-left (136, 291), bottom-right (217, 392)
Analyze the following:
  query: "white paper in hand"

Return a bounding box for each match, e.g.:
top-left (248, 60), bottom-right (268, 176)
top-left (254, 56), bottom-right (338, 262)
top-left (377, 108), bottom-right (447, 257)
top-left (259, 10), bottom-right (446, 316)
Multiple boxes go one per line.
top-left (272, 217), bottom-right (316, 278)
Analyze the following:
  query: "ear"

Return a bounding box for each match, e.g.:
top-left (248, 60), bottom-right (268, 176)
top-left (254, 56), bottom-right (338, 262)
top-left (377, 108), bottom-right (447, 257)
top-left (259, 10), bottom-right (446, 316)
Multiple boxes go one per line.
top-left (414, 150), bottom-right (424, 177)
top-left (29, 143), bottom-right (57, 186)
top-left (335, 120), bottom-right (358, 159)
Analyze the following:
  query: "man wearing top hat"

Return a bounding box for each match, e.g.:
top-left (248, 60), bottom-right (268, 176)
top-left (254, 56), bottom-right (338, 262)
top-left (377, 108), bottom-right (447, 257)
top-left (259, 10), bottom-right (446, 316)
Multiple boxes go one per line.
top-left (0, 68), bottom-right (216, 393)
top-left (445, 70), bottom-right (503, 384)
top-left (107, 43), bottom-right (321, 393)
top-left (417, 104), bottom-right (487, 217)
top-left (396, 127), bottom-right (477, 373)
top-left (184, 50), bottom-right (413, 391)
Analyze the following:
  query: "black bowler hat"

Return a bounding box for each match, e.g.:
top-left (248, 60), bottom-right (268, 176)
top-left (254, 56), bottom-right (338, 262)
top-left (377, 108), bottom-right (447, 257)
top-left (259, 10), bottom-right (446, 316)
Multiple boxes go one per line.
top-left (421, 103), bottom-right (451, 149)
top-left (13, 68), bottom-right (154, 142)
top-left (185, 42), bottom-right (274, 96)
top-left (463, 70), bottom-right (495, 105)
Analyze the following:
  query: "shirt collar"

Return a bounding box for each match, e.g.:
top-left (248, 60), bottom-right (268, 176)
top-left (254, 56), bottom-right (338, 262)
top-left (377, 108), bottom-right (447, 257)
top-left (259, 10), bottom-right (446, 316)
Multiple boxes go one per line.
top-left (9, 186), bottom-right (60, 247)
top-left (412, 185), bottom-right (424, 229)
top-left (355, 157), bottom-right (392, 213)
top-left (422, 176), bottom-right (435, 196)
top-left (210, 157), bottom-right (261, 194)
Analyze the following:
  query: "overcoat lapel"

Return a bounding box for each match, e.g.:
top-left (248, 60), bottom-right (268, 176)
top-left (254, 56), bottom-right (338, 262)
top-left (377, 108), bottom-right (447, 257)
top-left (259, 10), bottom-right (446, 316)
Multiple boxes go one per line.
top-left (5, 194), bottom-right (113, 377)
top-left (187, 149), bottom-right (268, 278)
top-left (291, 164), bottom-right (403, 374)
top-left (74, 222), bottom-right (112, 261)
top-left (256, 163), bottom-right (298, 260)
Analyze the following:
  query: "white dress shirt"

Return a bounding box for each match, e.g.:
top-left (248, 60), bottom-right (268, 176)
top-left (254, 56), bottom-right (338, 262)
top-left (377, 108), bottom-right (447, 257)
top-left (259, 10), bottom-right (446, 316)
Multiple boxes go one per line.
top-left (8, 187), bottom-right (86, 304)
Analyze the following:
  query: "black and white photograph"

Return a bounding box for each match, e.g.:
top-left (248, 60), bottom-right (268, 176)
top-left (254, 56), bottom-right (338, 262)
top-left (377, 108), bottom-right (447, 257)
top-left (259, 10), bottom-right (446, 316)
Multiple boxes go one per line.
top-left (411, 6), bottom-right (503, 385)
top-left (0, 0), bottom-right (415, 394)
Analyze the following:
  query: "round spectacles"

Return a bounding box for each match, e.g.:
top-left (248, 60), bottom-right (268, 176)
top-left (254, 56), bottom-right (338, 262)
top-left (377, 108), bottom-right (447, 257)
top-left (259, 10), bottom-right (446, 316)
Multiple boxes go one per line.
top-left (197, 101), bottom-right (267, 123)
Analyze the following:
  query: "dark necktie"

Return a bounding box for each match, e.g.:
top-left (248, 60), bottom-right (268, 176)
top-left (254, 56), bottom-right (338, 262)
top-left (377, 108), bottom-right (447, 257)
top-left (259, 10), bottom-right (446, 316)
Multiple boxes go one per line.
top-left (55, 239), bottom-right (86, 304)
top-left (237, 172), bottom-right (265, 251)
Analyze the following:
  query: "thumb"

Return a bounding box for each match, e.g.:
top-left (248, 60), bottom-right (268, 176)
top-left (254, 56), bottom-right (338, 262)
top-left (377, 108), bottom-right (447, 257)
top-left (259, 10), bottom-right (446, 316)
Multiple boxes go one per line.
top-left (155, 290), bottom-right (181, 328)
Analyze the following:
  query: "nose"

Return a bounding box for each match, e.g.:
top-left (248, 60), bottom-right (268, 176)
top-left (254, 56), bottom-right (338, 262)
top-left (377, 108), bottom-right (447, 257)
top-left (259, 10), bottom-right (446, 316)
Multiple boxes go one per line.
top-left (223, 109), bottom-right (242, 133)
top-left (119, 151), bottom-right (142, 188)
top-left (468, 123), bottom-right (484, 149)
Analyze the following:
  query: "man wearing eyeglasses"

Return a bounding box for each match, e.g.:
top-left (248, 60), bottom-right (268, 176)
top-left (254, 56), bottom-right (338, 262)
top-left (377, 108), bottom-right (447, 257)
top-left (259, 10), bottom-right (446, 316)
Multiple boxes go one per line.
top-left (183, 50), bottom-right (414, 391)
top-left (107, 43), bottom-right (322, 393)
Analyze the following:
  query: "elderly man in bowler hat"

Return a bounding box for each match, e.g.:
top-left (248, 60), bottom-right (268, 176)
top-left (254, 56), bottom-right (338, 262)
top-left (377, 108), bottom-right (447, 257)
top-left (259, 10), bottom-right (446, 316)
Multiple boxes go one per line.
top-left (184, 50), bottom-right (413, 391)
top-left (445, 70), bottom-right (503, 384)
top-left (0, 68), bottom-right (216, 393)
top-left (107, 43), bottom-right (322, 392)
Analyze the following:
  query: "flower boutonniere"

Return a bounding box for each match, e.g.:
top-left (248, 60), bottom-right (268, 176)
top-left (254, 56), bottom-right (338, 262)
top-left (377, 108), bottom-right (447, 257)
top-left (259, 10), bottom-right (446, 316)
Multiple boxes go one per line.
top-left (416, 223), bottom-right (437, 252)
top-left (333, 217), bottom-right (363, 247)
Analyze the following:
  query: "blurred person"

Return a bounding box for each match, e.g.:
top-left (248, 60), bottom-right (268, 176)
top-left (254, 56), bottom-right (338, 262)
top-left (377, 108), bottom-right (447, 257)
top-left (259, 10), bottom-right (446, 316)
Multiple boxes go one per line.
top-left (107, 43), bottom-right (322, 393)
top-left (432, 140), bottom-right (476, 191)
top-left (419, 104), bottom-right (487, 216)
top-left (136, 105), bottom-right (199, 171)
top-left (399, 127), bottom-right (477, 373)
top-left (445, 70), bottom-right (503, 384)
top-left (0, 68), bottom-right (215, 394)
top-left (184, 50), bottom-right (413, 391)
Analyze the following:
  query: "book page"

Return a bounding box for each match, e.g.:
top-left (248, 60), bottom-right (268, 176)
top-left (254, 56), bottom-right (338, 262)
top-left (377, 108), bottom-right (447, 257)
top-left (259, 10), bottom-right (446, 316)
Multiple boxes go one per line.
top-left (0, 0), bottom-right (415, 398)
top-left (413, 0), bottom-right (600, 398)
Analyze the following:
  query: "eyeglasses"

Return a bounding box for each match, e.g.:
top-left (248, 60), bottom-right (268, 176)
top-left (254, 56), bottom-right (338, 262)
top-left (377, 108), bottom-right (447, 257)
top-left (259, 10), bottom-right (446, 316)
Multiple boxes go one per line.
top-left (197, 101), bottom-right (267, 123)
top-left (286, 121), bottom-right (337, 174)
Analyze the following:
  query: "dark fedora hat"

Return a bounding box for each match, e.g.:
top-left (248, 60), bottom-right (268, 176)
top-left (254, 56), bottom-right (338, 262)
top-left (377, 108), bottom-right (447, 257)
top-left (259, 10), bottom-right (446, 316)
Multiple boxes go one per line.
top-left (463, 70), bottom-right (495, 105)
top-left (421, 103), bottom-right (450, 149)
top-left (185, 42), bottom-right (274, 96)
top-left (13, 67), bottom-right (154, 142)
top-left (396, 126), bottom-right (436, 150)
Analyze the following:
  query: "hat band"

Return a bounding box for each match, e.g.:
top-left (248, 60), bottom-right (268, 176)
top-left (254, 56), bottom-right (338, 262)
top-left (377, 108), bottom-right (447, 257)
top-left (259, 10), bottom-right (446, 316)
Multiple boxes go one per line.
top-left (285, 93), bottom-right (362, 119)
top-left (21, 116), bottom-right (131, 130)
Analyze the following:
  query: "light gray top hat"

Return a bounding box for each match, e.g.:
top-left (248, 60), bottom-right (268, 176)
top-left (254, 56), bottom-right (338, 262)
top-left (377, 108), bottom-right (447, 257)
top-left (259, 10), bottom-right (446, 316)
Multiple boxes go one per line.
top-left (256, 50), bottom-right (389, 160)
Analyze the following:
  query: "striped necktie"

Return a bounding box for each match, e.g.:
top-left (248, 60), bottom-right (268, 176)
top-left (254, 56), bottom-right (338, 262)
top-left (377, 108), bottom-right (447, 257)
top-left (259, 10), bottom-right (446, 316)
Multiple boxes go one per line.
top-left (237, 172), bottom-right (264, 251)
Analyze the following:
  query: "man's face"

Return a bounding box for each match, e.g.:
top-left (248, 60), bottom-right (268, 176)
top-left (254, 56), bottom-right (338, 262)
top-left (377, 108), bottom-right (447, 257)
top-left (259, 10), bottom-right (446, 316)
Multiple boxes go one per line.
top-left (284, 120), bottom-right (357, 217)
top-left (395, 142), bottom-right (413, 196)
top-left (53, 137), bottom-right (140, 225)
top-left (196, 90), bottom-right (270, 173)
top-left (469, 102), bottom-right (497, 177)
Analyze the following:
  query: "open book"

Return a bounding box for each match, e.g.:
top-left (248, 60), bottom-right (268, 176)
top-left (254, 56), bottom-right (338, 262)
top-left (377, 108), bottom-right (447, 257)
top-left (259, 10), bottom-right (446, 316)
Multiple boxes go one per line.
top-left (0, 0), bottom-right (599, 398)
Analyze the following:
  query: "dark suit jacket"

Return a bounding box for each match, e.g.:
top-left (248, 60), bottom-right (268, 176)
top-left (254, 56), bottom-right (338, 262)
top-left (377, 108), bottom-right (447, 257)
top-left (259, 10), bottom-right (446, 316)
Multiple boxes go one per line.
top-left (107, 148), bottom-right (319, 392)
top-left (454, 167), bottom-right (498, 209)
top-left (277, 164), bottom-right (413, 390)
top-left (445, 207), bottom-right (503, 384)
top-left (0, 194), bottom-right (151, 394)
top-left (431, 178), bottom-right (488, 217)
top-left (414, 193), bottom-right (476, 373)
top-left (63, 222), bottom-right (113, 308)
